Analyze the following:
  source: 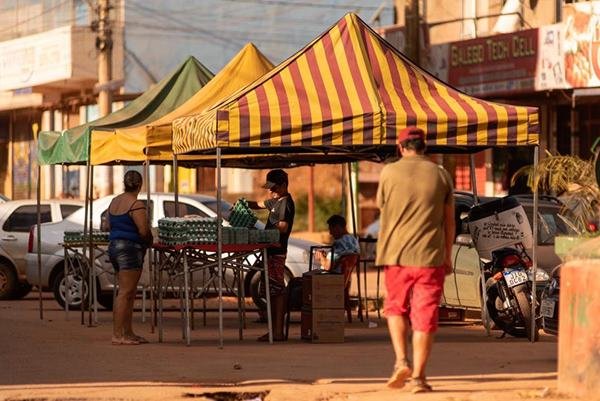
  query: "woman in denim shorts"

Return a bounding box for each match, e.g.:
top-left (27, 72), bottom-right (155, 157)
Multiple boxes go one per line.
top-left (105, 171), bottom-right (152, 345)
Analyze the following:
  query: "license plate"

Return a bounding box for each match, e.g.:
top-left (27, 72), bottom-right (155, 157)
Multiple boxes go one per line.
top-left (503, 269), bottom-right (529, 288)
top-left (541, 299), bottom-right (556, 318)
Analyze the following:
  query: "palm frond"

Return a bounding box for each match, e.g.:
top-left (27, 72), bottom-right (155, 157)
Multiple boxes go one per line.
top-left (511, 152), bottom-right (600, 232)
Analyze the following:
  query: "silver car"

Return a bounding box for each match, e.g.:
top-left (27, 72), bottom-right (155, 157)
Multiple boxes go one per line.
top-left (26, 193), bottom-right (317, 309)
top-left (0, 199), bottom-right (82, 299)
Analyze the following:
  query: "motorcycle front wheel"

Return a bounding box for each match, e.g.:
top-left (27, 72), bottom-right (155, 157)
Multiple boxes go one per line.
top-left (486, 284), bottom-right (526, 338)
top-left (515, 289), bottom-right (539, 342)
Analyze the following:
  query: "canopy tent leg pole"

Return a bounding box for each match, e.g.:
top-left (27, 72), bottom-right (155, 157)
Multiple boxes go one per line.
top-left (347, 163), bottom-right (362, 323)
top-left (88, 165), bottom-right (96, 327)
top-left (531, 145), bottom-right (539, 343)
top-left (37, 165), bottom-right (43, 320)
top-left (81, 162), bottom-right (91, 325)
top-left (470, 153), bottom-right (490, 336)
top-left (145, 161), bottom-right (155, 333)
top-left (173, 155), bottom-right (179, 217)
top-left (216, 148), bottom-right (224, 348)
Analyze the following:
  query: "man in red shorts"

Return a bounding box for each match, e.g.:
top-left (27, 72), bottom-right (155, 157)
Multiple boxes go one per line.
top-left (376, 126), bottom-right (455, 393)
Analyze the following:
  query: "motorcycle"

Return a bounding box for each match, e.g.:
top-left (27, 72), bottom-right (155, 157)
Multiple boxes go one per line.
top-left (482, 244), bottom-right (539, 341)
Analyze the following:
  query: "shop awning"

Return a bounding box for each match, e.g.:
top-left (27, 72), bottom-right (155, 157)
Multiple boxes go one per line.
top-left (89, 43), bottom-right (274, 165)
top-left (37, 56), bottom-right (214, 165)
top-left (171, 13), bottom-right (539, 163)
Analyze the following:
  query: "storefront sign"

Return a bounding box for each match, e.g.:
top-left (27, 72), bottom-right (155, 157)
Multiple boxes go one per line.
top-left (538, 2), bottom-right (600, 90)
top-left (0, 26), bottom-right (72, 91)
top-left (447, 29), bottom-right (538, 96)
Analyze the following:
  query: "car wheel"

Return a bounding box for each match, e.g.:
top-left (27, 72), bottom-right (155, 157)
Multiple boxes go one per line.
top-left (52, 269), bottom-right (89, 310)
top-left (247, 268), bottom-right (293, 312)
top-left (0, 262), bottom-right (18, 300)
top-left (13, 282), bottom-right (33, 299)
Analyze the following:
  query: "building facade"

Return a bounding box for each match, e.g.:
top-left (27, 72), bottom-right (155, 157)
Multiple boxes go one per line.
top-left (0, 0), bottom-right (394, 203)
top-left (353, 0), bottom-right (600, 233)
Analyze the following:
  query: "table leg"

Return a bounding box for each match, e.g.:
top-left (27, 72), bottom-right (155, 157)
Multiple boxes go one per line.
top-left (158, 252), bottom-right (164, 343)
top-left (183, 252), bottom-right (191, 346)
top-left (64, 246), bottom-right (69, 321)
top-left (203, 268), bottom-right (207, 327)
top-left (237, 266), bottom-right (243, 340)
top-left (263, 249), bottom-right (273, 344)
top-left (190, 268), bottom-right (195, 331)
top-left (363, 260), bottom-right (369, 322)
top-left (240, 263), bottom-right (246, 330)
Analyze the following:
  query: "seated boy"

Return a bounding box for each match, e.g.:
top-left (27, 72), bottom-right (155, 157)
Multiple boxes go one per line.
top-left (316, 214), bottom-right (360, 273)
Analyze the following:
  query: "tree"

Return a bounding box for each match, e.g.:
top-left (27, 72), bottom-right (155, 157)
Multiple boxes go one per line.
top-left (511, 152), bottom-right (600, 233)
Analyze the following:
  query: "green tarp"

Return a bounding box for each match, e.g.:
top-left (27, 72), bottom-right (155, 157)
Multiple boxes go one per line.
top-left (37, 56), bottom-right (214, 165)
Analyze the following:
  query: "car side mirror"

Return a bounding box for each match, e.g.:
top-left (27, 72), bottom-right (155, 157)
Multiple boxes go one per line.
top-left (455, 234), bottom-right (474, 248)
top-left (460, 212), bottom-right (470, 233)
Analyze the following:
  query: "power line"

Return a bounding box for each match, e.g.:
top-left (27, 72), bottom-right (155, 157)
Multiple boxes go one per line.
top-left (217, 0), bottom-right (385, 10)
top-left (0, 0), bottom-right (72, 35)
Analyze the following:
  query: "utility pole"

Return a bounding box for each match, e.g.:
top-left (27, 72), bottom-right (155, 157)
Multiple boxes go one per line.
top-left (404, 0), bottom-right (420, 65)
top-left (93, 0), bottom-right (113, 196)
top-left (96, 0), bottom-right (113, 117)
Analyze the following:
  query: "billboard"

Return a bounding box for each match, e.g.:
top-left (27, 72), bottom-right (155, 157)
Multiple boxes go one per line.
top-left (447, 29), bottom-right (538, 96)
top-left (0, 26), bottom-right (72, 91)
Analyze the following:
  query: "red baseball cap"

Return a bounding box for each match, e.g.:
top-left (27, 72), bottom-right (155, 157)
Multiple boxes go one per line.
top-left (397, 126), bottom-right (425, 144)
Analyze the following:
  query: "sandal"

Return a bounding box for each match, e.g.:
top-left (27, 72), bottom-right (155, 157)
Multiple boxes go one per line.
top-left (386, 359), bottom-right (412, 389)
top-left (409, 377), bottom-right (433, 393)
top-left (132, 335), bottom-right (149, 344)
top-left (111, 336), bottom-right (140, 345)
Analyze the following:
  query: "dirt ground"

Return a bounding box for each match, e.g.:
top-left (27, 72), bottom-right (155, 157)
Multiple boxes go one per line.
top-left (0, 293), bottom-right (576, 401)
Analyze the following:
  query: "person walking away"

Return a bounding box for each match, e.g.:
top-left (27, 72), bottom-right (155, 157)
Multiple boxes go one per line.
top-left (376, 127), bottom-right (455, 393)
top-left (247, 169), bottom-right (295, 342)
top-left (105, 170), bottom-right (153, 345)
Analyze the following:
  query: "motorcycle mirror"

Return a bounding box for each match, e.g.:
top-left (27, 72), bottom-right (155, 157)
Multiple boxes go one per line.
top-left (455, 234), bottom-right (474, 248)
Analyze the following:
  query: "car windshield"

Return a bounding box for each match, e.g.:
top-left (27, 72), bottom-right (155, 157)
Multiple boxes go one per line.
top-left (537, 209), bottom-right (579, 244)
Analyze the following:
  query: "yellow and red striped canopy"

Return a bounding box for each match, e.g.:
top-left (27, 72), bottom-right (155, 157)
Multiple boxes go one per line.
top-left (172, 13), bottom-right (538, 158)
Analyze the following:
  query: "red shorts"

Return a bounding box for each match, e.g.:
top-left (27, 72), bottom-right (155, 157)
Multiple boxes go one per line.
top-left (384, 265), bottom-right (445, 333)
top-left (267, 254), bottom-right (286, 296)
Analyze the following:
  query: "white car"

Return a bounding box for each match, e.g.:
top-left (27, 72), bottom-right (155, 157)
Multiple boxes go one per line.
top-left (0, 199), bottom-right (82, 299)
top-left (26, 193), bottom-right (318, 310)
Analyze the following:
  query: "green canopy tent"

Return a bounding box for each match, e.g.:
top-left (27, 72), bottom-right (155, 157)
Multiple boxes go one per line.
top-left (37, 56), bottom-right (213, 165)
top-left (34, 56), bottom-right (214, 322)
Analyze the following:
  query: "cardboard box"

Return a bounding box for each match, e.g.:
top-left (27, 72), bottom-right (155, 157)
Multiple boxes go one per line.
top-left (301, 308), bottom-right (345, 343)
top-left (302, 270), bottom-right (344, 309)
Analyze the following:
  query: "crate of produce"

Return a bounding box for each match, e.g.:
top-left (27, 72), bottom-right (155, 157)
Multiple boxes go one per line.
top-left (228, 198), bottom-right (258, 228)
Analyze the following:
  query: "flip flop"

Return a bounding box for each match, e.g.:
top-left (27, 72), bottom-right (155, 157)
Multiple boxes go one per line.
top-left (386, 360), bottom-right (412, 389)
top-left (120, 337), bottom-right (141, 345)
top-left (112, 337), bottom-right (140, 345)
top-left (409, 377), bottom-right (433, 393)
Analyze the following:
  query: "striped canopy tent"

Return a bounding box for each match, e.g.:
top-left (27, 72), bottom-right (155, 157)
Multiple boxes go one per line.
top-left (37, 56), bottom-right (213, 166)
top-left (171, 13), bottom-right (539, 166)
top-left (90, 43), bottom-right (274, 165)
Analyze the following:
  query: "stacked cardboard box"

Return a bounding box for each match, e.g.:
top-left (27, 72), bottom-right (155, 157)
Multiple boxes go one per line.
top-left (301, 270), bottom-right (345, 343)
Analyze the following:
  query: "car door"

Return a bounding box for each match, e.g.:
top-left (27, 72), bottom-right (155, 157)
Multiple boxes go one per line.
top-left (444, 196), bottom-right (483, 310)
top-left (0, 204), bottom-right (52, 273)
top-left (451, 244), bottom-right (481, 309)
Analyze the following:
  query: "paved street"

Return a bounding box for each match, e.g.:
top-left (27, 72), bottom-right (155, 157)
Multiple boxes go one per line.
top-left (0, 292), bottom-right (573, 401)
